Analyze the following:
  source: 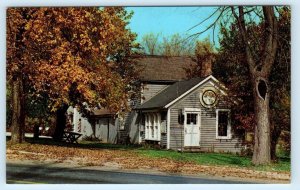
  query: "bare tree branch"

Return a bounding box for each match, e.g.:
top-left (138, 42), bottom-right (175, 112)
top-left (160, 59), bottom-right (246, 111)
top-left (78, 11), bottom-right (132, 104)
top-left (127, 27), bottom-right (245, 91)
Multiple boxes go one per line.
top-left (231, 6), bottom-right (256, 74)
top-left (186, 7), bottom-right (227, 43)
top-left (187, 7), bottom-right (220, 31)
top-left (261, 6), bottom-right (278, 77)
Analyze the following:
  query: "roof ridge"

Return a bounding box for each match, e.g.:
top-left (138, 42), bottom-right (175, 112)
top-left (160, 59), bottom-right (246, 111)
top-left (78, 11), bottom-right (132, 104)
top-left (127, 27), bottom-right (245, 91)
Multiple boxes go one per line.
top-left (136, 77), bottom-right (206, 110)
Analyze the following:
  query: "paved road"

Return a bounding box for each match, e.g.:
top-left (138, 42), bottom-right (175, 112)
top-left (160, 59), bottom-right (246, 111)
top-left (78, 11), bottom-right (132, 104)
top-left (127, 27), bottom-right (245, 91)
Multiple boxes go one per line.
top-left (6, 163), bottom-right (254, 184)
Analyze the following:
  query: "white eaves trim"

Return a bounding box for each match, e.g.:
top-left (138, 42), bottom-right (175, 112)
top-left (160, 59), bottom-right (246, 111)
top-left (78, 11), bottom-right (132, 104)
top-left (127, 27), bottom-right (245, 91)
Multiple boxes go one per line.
top-left (164, 75), bottom-right (223, 109)
top-left (208, 81), bottom-right (227, 96)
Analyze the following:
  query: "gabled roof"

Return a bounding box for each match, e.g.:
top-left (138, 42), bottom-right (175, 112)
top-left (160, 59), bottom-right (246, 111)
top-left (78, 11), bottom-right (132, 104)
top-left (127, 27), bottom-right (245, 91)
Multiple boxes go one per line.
top-left (136, 75), bottom-right (224, 110)
top-left (136, 77), bottom-right (206, 110)
top-left (134, 55), bottom-right (196, 82)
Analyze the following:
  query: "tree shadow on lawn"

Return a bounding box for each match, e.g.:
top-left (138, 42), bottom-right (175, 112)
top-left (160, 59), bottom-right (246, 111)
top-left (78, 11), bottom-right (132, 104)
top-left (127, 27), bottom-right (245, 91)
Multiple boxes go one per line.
top-left (201, 153), bottom-right (290, 172)
top-left (201, 154), bottom-right (251, 167)
top-left (6, 136), bottom-right (141, 151)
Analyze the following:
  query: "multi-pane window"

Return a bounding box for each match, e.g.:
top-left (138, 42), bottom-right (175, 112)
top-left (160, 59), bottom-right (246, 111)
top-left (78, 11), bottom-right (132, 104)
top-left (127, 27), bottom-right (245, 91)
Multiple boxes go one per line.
top-left (186, 113), bottom-right (197, 125)
top-left (218, 111), bottom-right (228, 136)
top-left (145, 115), bottom-right (149, 139)
top-left (216, 109), bottom-right (231, 139)
top-left (144, 113), bottom-right (161, 141)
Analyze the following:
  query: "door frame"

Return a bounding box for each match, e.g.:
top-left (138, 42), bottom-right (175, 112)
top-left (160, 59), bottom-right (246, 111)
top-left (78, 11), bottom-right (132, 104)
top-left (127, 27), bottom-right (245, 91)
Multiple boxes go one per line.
top-left (183, 108), bottom-right (201, 147)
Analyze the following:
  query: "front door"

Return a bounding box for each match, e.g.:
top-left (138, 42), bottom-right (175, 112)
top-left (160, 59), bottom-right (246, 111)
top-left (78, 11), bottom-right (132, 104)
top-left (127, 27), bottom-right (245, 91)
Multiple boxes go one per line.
top-left (184, 111), bottom-right (200, 147)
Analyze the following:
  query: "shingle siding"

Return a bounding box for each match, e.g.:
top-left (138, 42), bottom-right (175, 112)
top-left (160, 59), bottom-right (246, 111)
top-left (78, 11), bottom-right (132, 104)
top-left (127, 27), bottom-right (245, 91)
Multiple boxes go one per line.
top-left (169, 79), bottom-right (243, 153)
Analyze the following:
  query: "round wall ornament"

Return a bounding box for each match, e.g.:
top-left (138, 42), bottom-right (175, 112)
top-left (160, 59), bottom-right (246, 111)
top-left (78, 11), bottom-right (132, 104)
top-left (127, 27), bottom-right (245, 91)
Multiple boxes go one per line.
top-left (200, 88), bottom-right (218, 108)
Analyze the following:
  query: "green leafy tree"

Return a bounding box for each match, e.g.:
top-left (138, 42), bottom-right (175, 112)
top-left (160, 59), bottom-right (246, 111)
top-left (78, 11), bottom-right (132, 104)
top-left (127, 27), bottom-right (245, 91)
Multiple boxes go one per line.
top-left (140, 33), bottom-right (196, 56)
top-left (161, 33), bottom-right (195, 56)
top-left (140, 33), bottom-right (160, 55)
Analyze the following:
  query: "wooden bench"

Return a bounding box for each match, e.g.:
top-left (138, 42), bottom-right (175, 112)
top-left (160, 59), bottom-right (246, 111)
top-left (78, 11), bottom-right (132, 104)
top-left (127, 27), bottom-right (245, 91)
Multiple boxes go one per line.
top-left (62, 131), bottom-right (82, 144)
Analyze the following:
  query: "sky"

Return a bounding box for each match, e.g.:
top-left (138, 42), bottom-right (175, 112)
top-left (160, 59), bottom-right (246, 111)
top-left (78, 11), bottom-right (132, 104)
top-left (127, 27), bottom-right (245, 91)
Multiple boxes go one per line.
top-left (126, 6), bottom-right (220, 48)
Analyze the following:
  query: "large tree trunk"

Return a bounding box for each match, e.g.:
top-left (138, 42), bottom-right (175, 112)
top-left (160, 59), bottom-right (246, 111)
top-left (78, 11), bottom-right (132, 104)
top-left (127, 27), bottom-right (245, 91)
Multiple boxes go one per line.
top-left (252, 77), bottom-right (271, 165)
top-left (10, 76), bottom-right (25, 143)
top-left (53, 104), bottom-right (68, 141)
top-left (232, 6), bottom-right (278, 165)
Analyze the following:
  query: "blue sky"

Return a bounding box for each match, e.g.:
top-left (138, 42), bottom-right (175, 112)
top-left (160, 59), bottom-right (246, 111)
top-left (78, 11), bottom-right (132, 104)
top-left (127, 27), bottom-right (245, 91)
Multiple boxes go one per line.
top-left (126, 6), bottom-right (220, 48)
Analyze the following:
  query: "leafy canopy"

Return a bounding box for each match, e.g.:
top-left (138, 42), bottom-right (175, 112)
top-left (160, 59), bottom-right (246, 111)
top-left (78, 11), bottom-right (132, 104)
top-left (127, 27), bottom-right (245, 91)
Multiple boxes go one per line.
top-left (7, 7), bottom-right (138, 113)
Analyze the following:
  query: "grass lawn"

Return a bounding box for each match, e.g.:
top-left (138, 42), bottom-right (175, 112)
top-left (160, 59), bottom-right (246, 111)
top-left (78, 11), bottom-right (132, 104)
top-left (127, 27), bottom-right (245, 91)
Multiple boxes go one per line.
top-left (135, 149), bottom-right (290, 172)
top-left (7, 137), bottom-right (290, 172)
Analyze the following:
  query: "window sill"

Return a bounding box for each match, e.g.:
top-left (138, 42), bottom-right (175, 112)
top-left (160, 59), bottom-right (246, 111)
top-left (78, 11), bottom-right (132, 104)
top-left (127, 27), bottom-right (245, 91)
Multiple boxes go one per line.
top-left (145, 139), bottom-right (160, 141)
top-left (216, 136), bottom-right (232, 140)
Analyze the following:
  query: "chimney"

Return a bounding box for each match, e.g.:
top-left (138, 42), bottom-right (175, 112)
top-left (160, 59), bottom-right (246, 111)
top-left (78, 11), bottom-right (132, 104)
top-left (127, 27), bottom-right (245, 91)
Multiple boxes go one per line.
top-left (200, 59), bottom-right (213, 77)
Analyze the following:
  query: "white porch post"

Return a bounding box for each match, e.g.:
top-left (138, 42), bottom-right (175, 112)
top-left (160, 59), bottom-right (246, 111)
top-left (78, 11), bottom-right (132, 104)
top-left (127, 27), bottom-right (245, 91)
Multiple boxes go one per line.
top-left (167, 108), bottom-right (170, 149)
top-left (157, 113), bottom-right (161, 141)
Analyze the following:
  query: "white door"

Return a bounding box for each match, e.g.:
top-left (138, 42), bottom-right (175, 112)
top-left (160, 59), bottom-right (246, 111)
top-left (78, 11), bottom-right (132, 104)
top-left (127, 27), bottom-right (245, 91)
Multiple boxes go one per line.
top-left (184, 112), bottom-right (200, 147)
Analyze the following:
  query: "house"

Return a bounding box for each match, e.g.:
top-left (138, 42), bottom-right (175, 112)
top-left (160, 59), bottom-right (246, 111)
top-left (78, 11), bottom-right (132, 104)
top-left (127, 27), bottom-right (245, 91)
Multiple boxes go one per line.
top-left (67, 55), bottom-right (244, 153)
top-left (135, 75), bottom-right (244, 152)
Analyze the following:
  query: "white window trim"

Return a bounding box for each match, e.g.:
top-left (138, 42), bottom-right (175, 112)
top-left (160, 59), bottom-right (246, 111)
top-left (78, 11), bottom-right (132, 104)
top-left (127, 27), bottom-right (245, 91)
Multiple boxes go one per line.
top-left (165, 75), bottom-right (227, 108)
top-left (144, 112), bottom-right (161, 141)
top-left (216, 109), bottom-right (232, 140)
top-left (184, 108), bottom-right (201, 112)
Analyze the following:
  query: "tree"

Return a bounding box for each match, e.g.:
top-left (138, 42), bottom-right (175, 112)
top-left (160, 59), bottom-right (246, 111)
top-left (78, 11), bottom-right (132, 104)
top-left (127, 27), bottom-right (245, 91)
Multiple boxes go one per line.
top-left (140, 33), bottom-right (160, 55)
top-left (268, 7), bottom-right (290, 159)
top-left (214, 7), bottom-right (290, 161)
top-left (185, 38), bottom-right (215, 78)
top-left (192, 6), bottom-right (285, 164)
top-left (231, 6), bottom-right (278, 165)
top-left (161, 33), bottom-right (195, 56)
top-left (140, 33), bottom-right (196, 56)
top-left (213, 22), bottom-right (255, 145)
top-left (7, 7), bottom-right (138, 143)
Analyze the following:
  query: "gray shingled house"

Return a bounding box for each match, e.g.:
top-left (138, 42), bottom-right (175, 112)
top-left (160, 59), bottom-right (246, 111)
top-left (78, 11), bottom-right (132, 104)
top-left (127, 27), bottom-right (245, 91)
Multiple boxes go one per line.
top-left (124, 55), bottom-right (244, 153)
top-left (69, 55), bottom-right (244, 153)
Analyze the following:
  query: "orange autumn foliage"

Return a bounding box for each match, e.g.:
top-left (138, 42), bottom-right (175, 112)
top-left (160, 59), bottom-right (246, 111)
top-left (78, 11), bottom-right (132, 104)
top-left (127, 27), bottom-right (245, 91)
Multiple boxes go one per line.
top-left (7, 7), bottom-right (138, 113)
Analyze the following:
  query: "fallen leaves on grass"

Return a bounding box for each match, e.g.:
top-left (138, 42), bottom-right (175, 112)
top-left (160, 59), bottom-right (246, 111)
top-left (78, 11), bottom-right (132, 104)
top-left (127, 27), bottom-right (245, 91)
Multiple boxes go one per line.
top-left (6, 143), bottom-right (290, 181)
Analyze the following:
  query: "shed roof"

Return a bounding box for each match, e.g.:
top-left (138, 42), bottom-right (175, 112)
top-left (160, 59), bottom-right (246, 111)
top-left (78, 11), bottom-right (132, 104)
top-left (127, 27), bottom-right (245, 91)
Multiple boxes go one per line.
top-left (91, 108), bottom-right (115, 117)
top-left (136, 77), bottom-right (206, 110)
top-left (134, 55), bottom-right (196, 82)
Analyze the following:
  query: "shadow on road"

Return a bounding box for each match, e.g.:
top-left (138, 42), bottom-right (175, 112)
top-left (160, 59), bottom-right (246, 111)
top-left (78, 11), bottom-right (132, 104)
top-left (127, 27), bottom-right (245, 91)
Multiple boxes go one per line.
top-left (7, 162), bottom-right (253, 184)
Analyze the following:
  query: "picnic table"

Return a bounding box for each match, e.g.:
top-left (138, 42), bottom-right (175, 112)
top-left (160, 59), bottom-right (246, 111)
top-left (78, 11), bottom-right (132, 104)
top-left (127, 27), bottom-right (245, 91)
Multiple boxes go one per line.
top-left (62, 131), bottom-right (82, 144)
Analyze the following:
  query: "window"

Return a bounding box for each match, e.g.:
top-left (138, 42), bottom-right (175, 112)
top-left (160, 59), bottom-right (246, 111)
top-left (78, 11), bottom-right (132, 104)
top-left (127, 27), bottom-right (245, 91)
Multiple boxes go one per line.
top-left (161, 120), bottom-right (167, 133)
top-left (151, 126), bottom-right (154, 138)
top-left (216, 109), bottom-right (231, 139)
top-left (146, 126), bottom-right (149, 139)
top-left (119, 116), bottom-right (125, 130)
top-left (152, 114), bottom-right (156, 139)
top-left (178, 113), bottom-right (184, 125)
top-left (145, 115), bottom-right (149, 139)
top-left (144, 113), bottom-right (161, 141)
top-left (186, 113), bottom-right (197, 125)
